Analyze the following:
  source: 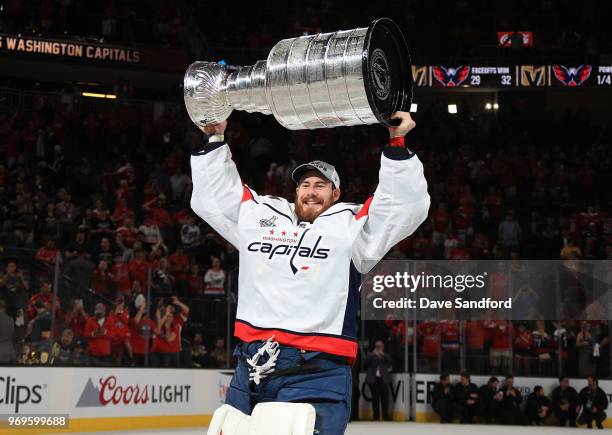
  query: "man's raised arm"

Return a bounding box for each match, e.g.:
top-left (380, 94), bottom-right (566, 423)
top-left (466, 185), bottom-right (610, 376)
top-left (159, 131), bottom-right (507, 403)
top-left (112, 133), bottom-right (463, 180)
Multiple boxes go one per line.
top-left (190, 121), bottom-right (247, 248)
top-left (352, 112), bottom-right (430, 273)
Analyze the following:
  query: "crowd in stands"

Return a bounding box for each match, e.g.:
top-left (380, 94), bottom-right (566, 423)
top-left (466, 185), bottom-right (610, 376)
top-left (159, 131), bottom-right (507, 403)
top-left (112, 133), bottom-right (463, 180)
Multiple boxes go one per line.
top-left (1, 0), bottom-right (610, 63)
top-left (378, 318), bottom-right (611, 381)
top-left (0, 80), bottom-right (611, 375)
top-left (0, 88), bottom-right (237, 367)
top-left (431, 373), bottom-right (608, 428)
top-left (0, 0), bottom-right (183, 47)
top-left (194, 0), bottom-right (612, 64)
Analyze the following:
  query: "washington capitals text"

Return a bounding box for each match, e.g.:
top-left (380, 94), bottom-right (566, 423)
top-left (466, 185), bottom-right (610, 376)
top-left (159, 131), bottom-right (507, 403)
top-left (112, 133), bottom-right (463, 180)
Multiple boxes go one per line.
top-left (247, 236), bottom-right (330, 260)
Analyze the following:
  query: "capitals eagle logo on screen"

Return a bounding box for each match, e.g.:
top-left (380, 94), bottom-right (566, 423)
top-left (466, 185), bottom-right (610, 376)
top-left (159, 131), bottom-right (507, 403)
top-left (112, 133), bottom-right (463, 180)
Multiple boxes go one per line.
top-left (433, 66), bottom-right (470, 86)
top-left (553, 65), bottom-right (592, 86)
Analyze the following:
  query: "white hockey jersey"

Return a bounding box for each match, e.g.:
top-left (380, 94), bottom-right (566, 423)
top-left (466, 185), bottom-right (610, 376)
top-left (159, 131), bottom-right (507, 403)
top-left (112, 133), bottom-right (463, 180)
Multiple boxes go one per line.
top-left (190, 141), bottom-right (429, 360)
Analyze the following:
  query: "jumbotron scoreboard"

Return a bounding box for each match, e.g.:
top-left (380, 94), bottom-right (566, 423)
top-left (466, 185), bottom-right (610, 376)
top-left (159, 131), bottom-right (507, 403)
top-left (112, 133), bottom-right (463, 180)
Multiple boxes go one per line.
top-left (412, 64), bottom-right (612, 88)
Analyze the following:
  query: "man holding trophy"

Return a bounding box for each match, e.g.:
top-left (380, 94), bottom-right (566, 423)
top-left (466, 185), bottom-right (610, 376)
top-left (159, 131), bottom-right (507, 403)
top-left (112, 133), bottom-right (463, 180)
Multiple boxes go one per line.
top-left (185, 18), bottom-right (430, 435)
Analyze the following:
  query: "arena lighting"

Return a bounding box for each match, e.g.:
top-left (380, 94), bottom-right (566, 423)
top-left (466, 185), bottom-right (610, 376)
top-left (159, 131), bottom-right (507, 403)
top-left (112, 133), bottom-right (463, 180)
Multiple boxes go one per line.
top-left (409, 103), bottom-right (418, 113)
top-left (493, 103), bottom-right (499, 110)
top-left (82, 92), bottom-right (117, 99)
top-left (485, 102), bottom-right (493, 110)
top-left (447, 104), bottom-right (458, 114)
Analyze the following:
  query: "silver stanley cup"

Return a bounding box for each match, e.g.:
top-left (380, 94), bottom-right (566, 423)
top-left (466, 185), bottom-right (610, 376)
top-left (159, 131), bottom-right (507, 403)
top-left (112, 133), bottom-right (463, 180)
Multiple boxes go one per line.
top-left (184, 18), bottom-right (413, 130)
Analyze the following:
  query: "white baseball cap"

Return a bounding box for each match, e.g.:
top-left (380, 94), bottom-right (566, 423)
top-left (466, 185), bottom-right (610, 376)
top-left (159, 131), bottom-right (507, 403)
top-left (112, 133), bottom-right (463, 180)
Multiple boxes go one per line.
top-left (291, 160), bottom-right (340, 188)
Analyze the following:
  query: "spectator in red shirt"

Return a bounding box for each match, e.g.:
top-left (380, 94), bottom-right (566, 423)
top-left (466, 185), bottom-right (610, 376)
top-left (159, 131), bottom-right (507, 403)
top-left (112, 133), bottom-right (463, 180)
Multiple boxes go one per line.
top-left (26, 280), bottom-right (60, 321)
top-left (514, 322), bottom-right (533, 376)
top-left (173, 208), bottom-right (193, 227)
top-left (91, 260), bottom-right (114, 297)
top-left (187, 264), bottom-right (203, 296)
top-left (580, 205), bottom-right (604, 229)
top-left (440, 319), bottom-right (460, 373)
top-left (143, 177), bottom-right (163, 204)
top-left (115, 216), bottom-right (139, 248)
top-left (150, 241), bottom-right (167, 264)
top-left (111, 253), bottom-right (131, 297)
top-left (84, 303), bottom-right (114, 365)
top-left (64, 299), bottom-right (88, 338)
top-left (128, 248), bottom-right (150, 288)
top-left (143, 194), bottom-right (173, 230)
top-left (130, 295), bottom-right (156, 366)
top-left (466, 319), bottom-right (489, 373)
top-left (486, 321), bottom-right (514, 374)
top-left (107, 295), bottom-right (132, 365)
top-left (489, 263), bottom-right (511, 300)
top-left (35, 239), bottom-right (60, 276)
top-left (418, 320), bottom-right (439, 372)
top-left (112, 190), bottom-right (134, 223)
top-left (449, 238), bottom-right (471, 260)
top-left (151, 296), bottom-right (189, 367)
top-left (169, 246), bottom-right (190, 296)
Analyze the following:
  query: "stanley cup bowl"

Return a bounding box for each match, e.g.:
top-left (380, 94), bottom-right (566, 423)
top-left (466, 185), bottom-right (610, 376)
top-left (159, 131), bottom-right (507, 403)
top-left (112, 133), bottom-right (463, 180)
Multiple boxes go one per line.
top-left (184, 18), bottom-right (412, 130)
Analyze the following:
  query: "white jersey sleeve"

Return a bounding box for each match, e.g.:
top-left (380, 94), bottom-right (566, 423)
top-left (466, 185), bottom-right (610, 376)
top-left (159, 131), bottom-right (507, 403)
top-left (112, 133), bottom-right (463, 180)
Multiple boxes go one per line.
top-left (190, 141), bottom-right (251, 248)
top-left (351, 147), bottom-right (430, 273)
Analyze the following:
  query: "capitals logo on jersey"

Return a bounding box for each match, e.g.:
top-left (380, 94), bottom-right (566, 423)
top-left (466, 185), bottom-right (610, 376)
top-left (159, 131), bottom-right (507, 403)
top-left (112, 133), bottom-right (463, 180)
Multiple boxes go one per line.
top-left (553, 65), bottom-right (592, 86)
top-left (433, 66), bottom-right (470, 87)
top-left (247, 229), bottom-right (331, 274)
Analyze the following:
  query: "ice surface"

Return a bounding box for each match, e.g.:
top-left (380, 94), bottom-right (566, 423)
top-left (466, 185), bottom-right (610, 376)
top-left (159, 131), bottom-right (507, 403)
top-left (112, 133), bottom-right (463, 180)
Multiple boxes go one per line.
top-left (62, 422), bottom-right (589, 435)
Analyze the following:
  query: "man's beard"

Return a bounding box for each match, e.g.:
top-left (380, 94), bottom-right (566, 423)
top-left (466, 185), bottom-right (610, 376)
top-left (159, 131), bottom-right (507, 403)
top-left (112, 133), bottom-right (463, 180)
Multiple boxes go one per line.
top-left (294, 197), bottom-right (334, 223)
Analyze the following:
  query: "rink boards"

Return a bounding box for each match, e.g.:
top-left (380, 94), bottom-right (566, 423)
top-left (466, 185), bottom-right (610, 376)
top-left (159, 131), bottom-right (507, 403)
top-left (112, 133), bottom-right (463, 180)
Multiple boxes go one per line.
top-left (2, 367), bottom-right (612, 433)
top-left (0, 367), bottom-right (231, 433)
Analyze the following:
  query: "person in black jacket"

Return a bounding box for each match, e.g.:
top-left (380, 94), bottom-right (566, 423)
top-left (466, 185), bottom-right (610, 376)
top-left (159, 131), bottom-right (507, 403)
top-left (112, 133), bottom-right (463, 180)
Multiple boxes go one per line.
top-left (578, 375), bottom-right (608, 429)
top-left (0, 299), bottom-right (16, 364)
top-left (525, 385), bottom-right (552, 425)
top-left (500, 375), bottom-right (526, 425)
top-left (454, 372), bottom-right (479, 423)
top-left (552, 376), bottom-right (579, 427)
top-left (479, 376), bottom-right (503, 423)
top-left (432, 373), bottom-right (455, 423)
top-left (364, 340), bottom-right (393, 421)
